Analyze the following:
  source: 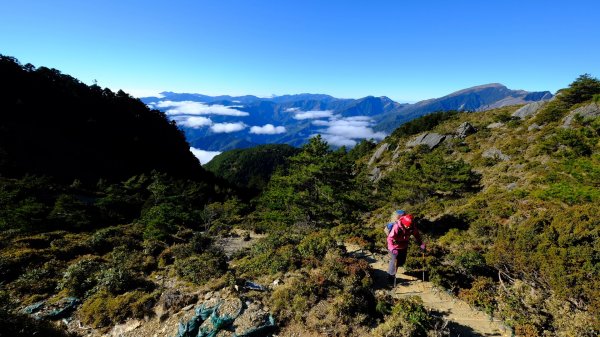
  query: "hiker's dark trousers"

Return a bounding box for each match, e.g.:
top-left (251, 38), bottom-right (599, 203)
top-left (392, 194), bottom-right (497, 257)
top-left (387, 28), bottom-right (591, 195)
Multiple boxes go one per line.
top-left (388, 249), bottom-right (408, 276)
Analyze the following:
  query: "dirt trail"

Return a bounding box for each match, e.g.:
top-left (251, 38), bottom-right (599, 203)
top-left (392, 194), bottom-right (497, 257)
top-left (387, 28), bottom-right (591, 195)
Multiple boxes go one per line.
top-left (346, 244), bottom-right (511, 337)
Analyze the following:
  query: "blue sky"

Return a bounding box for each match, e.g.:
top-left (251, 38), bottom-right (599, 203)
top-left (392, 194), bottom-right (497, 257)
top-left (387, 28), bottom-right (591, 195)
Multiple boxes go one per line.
top-left (1, 0), bottom-right (598, 102)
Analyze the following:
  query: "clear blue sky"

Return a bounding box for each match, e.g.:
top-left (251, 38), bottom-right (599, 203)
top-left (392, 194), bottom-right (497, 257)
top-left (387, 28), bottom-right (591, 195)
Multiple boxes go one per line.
top-left (1, 0), bottom-right (598, 101)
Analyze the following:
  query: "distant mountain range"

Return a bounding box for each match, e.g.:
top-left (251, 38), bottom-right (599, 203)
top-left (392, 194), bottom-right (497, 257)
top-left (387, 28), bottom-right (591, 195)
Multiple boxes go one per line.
top-left (141, 84), bottom-right (552, 156)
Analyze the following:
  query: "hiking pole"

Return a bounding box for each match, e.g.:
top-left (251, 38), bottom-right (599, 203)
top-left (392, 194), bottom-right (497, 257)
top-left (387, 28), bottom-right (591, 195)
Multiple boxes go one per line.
top-left (393, 256), bottom-right (397, 288)
top-left (422, 250), bottom-right (425, 282)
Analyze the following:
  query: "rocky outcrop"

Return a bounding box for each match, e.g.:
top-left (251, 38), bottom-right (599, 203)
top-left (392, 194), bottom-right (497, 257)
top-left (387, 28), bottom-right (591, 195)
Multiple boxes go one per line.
top-left (482, 148), bottom-right (510, 161)
top-left (528, 123), bottom-right (542, 131)
top-left (562, 103), bottom-right (600, 128)
top-left (455, 122), bottom-right (477, 138)
top-left (486, 122), bottom-right (504, 129)
top-left (512, 101), bottom-right (545, 119)
top-left (368, 143), bottom-right (389, 165)
top-left (155, 290), bottom-right (198, 320)
top-left (406, 133), bottom-right (446, 149)
top-left (174, 291), bottom-right (274, 337)
top-left (369, 167), bottom-right (382, 182)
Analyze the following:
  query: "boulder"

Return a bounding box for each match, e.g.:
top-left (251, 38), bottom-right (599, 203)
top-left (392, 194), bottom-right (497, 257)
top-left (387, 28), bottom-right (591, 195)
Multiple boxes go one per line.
top-left (482, 148), bottom-right (510, 161)
top-left (455, 122), bottom-right (477, 138)
top-left (369, 166), bottom-right (382, 182)
top-left (528, 123), bottom-right (542, 131)
top-left (368, 143), bottom-right (389, 165)
top-left (487, 122), bottom-right (504, 129)
top-left (512, 101), bottom-right (545, 119)
top-left (155, 290), bottom-right (197, 320)
top-left (562, 103), bottom-right (600, 128)
top-left (406, 133), bottom-right (446, 149)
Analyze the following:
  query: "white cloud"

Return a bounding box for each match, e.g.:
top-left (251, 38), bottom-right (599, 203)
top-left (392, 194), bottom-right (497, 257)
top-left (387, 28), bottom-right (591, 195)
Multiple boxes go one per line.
top-left (285, 107), bottom-right (300, 112)
top-left (293, 110), bottom-right (334, 120)
top-left (211, 122), bottom-right (247, 133)
top-left (319, 134), bottom-right (357, 147)
top-left (325, 125), bottom-right (386, 140)
top-left (156, 101), bottom-right (249, 116)
top-left (250, 124), bottom-right (286, 135)
top-left (180, 116), bottom-right (213, 128)
top-left (311, 120), bottom-right (330, 126)
top-left (190, 147), bottom-right (221, 165)
top-left (311, 115), bottom-right (387, 147)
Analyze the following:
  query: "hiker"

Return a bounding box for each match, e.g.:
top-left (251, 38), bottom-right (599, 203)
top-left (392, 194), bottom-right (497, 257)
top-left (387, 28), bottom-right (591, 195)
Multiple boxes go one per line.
top-left (387, 211), bottom-right (425, 284)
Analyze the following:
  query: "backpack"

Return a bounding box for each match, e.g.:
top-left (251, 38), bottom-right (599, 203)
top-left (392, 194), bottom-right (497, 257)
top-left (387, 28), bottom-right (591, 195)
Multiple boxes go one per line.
top-left (383, 222), bottom-right (394, 237)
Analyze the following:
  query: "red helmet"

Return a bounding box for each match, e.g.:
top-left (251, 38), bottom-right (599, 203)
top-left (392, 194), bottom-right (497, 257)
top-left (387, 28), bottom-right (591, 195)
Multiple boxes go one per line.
top-left (400, 214), bottom-right (414, 227)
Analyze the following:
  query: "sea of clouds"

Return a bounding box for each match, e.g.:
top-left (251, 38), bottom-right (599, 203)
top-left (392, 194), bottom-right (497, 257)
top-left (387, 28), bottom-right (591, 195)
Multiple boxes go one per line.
top-left (148, 100), bottom-right (386, 162)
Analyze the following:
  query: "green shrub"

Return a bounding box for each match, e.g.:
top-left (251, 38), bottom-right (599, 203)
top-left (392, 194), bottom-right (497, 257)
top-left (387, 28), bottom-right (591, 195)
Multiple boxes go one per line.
top-left (78, 290), bottom-right (159, 328)
top-left (534, 99), bottom-right (570, 124)
top-left (297, 230), bottom-right (337, 260)
top-left (540, 128), bottom-right (593, 158)
top-left (453, 250), bottom-right (487, 277)
top-left (95, 266), bottom-right (149, 295)
top-left (140, 203), bottom-right (188, 241)
top-left (87, 226), bottom-right (127, 253)
top-left (533, 182), bottom-right (600, 204)
top-left (459, 276), bottom-right (497, 316)
top-left (558, 73), bottom-right (600, 106)
top-left (58, 255), bottom-right (104, 297)
top-left (48, 194), bottom-right (92, 229)
top-left (13, 260), bottom-right (65, 296)
top-left (174, 250), bottom-right (227, 284)
top-left (372, 297), bottom-right (433, 337)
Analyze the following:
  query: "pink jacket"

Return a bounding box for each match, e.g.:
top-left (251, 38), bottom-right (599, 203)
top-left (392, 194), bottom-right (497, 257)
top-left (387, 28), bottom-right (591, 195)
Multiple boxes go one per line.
top-left (387, 220), bottom-right (422, 251)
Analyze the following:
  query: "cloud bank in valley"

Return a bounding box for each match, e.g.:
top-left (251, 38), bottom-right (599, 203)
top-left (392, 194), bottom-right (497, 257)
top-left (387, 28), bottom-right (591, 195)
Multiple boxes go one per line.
top-left (312, 115), bottom-right (386, 147)
top-left (154, 101), bottom-right (249, 116)
top-left (250, 124), bottom-right (286, 135)
top-left (190, 147), bottom-right (221, 165)
top-left (293, 110), bottom-right (334, 120)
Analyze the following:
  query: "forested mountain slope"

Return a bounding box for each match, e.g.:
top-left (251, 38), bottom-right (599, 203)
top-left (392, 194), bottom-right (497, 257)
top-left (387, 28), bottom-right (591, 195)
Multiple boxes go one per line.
top-left (0, 55), bottom-right (204, 183)
top-left (204, 144), bottom-right (300, 193)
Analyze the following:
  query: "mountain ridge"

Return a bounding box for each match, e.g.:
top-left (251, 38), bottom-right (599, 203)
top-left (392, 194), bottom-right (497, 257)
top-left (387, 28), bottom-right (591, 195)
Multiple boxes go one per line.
top-left (141, 83), bottom-right (553, 156)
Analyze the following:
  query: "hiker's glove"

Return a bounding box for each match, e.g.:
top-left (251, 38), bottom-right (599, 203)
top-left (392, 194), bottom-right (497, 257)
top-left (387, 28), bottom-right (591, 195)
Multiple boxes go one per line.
top-left (420, 243), bottom-right (426, 251)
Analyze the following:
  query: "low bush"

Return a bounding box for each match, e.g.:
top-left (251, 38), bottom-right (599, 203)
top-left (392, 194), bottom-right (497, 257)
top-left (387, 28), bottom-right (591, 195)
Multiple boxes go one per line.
top-left (12, 260), bottom-right (66, 296)
top-left (459, 276), bottom-right (497, 316)
top-left (372, 297), bottom-right (433, 337)
top-left (174, 250), bottom-right (228, 284)
top-left (78, 290), bottom-right (159, 328)
top-left (58, 255), bottom-right (105, 297)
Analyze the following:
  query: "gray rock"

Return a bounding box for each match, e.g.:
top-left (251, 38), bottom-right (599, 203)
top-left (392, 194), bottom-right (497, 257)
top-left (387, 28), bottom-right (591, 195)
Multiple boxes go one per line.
top-left (369, 166), bottom-right (382, 182)
top-left (406, 133), bottom-right (446, 149)
top-left (368, 143), bottom-right (389, 165)
top-left (455, 122), bottom-right (477, 138)
top-left (482, 148), bottom-right (510, 161)
top-left (528, 123), bottom-right (542, 131)
top-left (506, 182), bottom-right (517, 191)
top-left (562, 103), bottom-right (600, 128)
top-left (512, 101), bottom-right (545, 119)
top-left (391, 144), bottom-right (404, 160)
top-left (157, 290), bottom-right (197, 314)
top-left (487, 122), bottom-right (504, 129)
